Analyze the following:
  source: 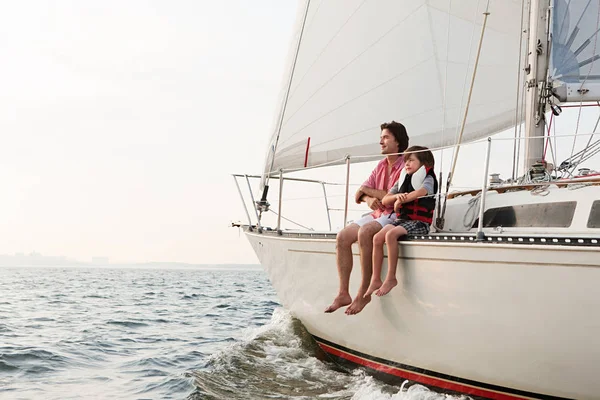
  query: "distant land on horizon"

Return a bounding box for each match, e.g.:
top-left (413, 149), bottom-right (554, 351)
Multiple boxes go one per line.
top-left (0, 253), bottom-right (261, 269)
top-left (131, 262), bottom-right (262, 269)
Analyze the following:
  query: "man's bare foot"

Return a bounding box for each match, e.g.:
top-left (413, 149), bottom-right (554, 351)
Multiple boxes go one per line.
top-left (375, 279), bottom-right (398, 296)
top-left (345, 294), bottom-right (371, 315)
top-left (324, 293), bottom-right (352, 313)
top-left (364, 279), bottom-right (383, 298)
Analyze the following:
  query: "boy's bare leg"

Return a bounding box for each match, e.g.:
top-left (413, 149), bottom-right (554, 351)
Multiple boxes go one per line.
top-left (364, 224), bottom-right (394, 297)
top-left (324, 224), bottom-right (359, 313)
top-left (346, 221), bottom-right (382, 315)
top-left (376, 226), bottom-right (407, 296)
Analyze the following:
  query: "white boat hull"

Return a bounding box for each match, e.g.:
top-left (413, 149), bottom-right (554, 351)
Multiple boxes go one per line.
top-left (245, 229), bottom-right (600, 399)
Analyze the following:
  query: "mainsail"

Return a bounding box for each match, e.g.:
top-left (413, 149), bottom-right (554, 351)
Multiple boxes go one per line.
top-left (550, 0), bottom-right (600, 102)
top-left (263, 0), bottom-right (524, 178)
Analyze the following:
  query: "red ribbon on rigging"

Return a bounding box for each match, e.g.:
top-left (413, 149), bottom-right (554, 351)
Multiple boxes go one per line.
top-left (304, 137), bottom-right (311, 168)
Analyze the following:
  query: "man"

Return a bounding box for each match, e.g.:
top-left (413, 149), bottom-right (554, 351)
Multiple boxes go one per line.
top-left (325, 121), bottom-right (409, 315)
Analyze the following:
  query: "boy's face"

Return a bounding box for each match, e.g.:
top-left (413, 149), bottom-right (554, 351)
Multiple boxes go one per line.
top-left (404, 154), bottom-right (422, 174)
top-left (379, 129), bottom-right (399, 155)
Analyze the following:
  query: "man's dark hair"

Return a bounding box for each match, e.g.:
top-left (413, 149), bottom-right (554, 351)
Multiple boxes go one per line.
top-left (404, 145), bottom-right (435, 168)
top-left (380, 121), bottom-right (409, 153)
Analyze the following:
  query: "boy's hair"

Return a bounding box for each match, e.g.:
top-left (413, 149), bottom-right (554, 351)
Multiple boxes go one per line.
top-left (380, 121), bottom-right (409, 153)
top-left (404, 145), bottom-right (435, 168)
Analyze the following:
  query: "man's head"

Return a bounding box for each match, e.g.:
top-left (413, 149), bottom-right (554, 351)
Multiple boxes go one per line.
top-left (379, 121), bottom-right (409, 155)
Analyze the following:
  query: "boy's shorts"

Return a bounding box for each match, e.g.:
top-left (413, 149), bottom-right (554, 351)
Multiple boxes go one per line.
top-left (391, 219), bottom-right (430, 235)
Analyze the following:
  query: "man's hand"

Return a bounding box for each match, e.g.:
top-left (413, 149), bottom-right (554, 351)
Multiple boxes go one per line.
top-left (366, 196), bottom-right (384, 211)
top-left (356, 186), bottom-right (388, 205)
top-left (394, 198), bottom-right (402, 213)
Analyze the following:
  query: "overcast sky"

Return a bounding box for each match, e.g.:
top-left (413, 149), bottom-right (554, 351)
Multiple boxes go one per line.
top-left (1, 1), bottom-right (297, 264)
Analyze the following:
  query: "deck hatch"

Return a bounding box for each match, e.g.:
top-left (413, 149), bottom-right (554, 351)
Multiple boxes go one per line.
top-left (588, 200), bottom-right (600, 228)
top-left (474, 201), bottom-right (577, 228)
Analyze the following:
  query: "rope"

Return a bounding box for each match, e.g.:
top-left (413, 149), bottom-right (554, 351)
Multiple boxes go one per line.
top-left (463, 192), bottom-right (481, 228)
top-left (531, 185), bottom-right (550, 196)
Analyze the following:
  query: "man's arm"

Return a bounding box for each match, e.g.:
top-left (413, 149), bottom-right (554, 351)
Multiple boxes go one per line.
top-left (381, 192), bottom-right (397, 207)
top-left (355, 186), bottom-right (387, 204)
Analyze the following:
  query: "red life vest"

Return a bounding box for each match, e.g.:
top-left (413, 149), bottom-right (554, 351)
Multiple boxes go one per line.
top-left (397, 166), bottom-right (438, 224)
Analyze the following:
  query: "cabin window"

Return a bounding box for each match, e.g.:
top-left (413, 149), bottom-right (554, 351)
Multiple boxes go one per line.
top-left (588, 200), bottom-right (600, 228)
top-left (473, 201), bottom-right (577, 228)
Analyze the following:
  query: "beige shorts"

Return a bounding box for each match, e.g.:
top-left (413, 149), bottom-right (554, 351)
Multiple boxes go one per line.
top-left (351, 212), bottom-right (395, 228)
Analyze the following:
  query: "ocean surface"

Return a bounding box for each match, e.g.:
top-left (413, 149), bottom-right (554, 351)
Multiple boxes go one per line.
top-left (0, 266), bottom-right (459, 400)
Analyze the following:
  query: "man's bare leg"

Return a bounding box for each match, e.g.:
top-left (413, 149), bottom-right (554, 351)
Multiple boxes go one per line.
top-left (324, 224), bottom-right (359, 313)
top-left (376, 226), bottom-right (407, 296)
top-left (364, 224), bottom-right (394, 297)
top-left (345, 221), bottom-right (382, 315)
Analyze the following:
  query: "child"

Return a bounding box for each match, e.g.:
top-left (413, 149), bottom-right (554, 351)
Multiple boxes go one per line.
top-left (365, 146), bottom-right (438, 297)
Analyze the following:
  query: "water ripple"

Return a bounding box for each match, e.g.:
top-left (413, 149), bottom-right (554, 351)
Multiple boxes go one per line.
top-left (0, 266), bottom-right (461, 400)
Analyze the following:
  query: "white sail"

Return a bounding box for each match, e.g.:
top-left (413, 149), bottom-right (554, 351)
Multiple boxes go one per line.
top-left (551, 0), bottom-right (600, 102)
top-left (262, 0), bottom-right (524, 177)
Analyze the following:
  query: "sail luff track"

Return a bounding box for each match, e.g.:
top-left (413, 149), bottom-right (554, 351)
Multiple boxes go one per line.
top-left (265, 0), bottom-right (311, 182)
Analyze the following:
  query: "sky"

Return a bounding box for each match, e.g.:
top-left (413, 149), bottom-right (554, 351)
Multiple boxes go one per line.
top-left (1, 1), bottom-right (298, 264)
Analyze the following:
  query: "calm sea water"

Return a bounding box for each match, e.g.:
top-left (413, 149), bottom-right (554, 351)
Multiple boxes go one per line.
top-left (0, 266), bottom-right (458, 400)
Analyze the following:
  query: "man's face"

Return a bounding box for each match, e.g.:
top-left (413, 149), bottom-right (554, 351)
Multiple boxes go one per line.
top-left (380, 129), bottom-right (399, 155)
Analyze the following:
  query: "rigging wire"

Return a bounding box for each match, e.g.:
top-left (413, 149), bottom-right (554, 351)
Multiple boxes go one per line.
top-left (446, 0), bottom-right (489, 190)
top-left (267, 209), bottom-right (314, 231)
top-left (567, 101), bottom-right (600, 176)
top-left (542, 112), bottom-right (554, 160)
top-left (439, 0), bottom-right (452, 176)
top-left (552, 103), bottom-right (559, 172)
top-left (434, 0), bottom-right (452, 231)
top-left (275, 130), bottom-right (600, 177)
top-left (447, 0), bottom-right (483, 186)
top-left (565, 0), bottom-right (600, 177)
top-left (432, 0), bottom-right (452, 231)
top-left (437, 0), bottom-right (484, 230)
top-left (514, 63), bottom-right (528, 180)
top-left (511, 0), bottom-right (527, 181)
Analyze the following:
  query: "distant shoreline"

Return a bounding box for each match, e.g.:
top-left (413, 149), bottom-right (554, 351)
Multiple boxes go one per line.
top-left (0, 261), bottom-right (262, 270)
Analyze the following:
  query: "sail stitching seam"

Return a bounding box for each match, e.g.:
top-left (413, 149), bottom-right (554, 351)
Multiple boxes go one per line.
top-left (278, 4), bottom-right (428, 144)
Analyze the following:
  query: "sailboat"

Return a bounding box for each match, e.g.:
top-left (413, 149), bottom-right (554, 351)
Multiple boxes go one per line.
top-left (233, 1), bottom-right (600, 399)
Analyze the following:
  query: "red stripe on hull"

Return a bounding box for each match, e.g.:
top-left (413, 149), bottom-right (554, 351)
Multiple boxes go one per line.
top-left (317, 342), bottom-right (534, 400)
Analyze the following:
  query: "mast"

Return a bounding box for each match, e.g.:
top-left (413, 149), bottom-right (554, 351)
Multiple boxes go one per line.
top-left (523, 0), bottom-right (551, 171)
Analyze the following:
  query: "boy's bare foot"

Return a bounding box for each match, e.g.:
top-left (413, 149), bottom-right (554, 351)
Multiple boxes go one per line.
top-left (324, 293), bottom-right (352, 313)
top-left (345, 294), bottom-right (371, 315)
top-left (363, 279), bottom-right (383, 298)
top-left (375, 279), bottom-right (398, 296)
